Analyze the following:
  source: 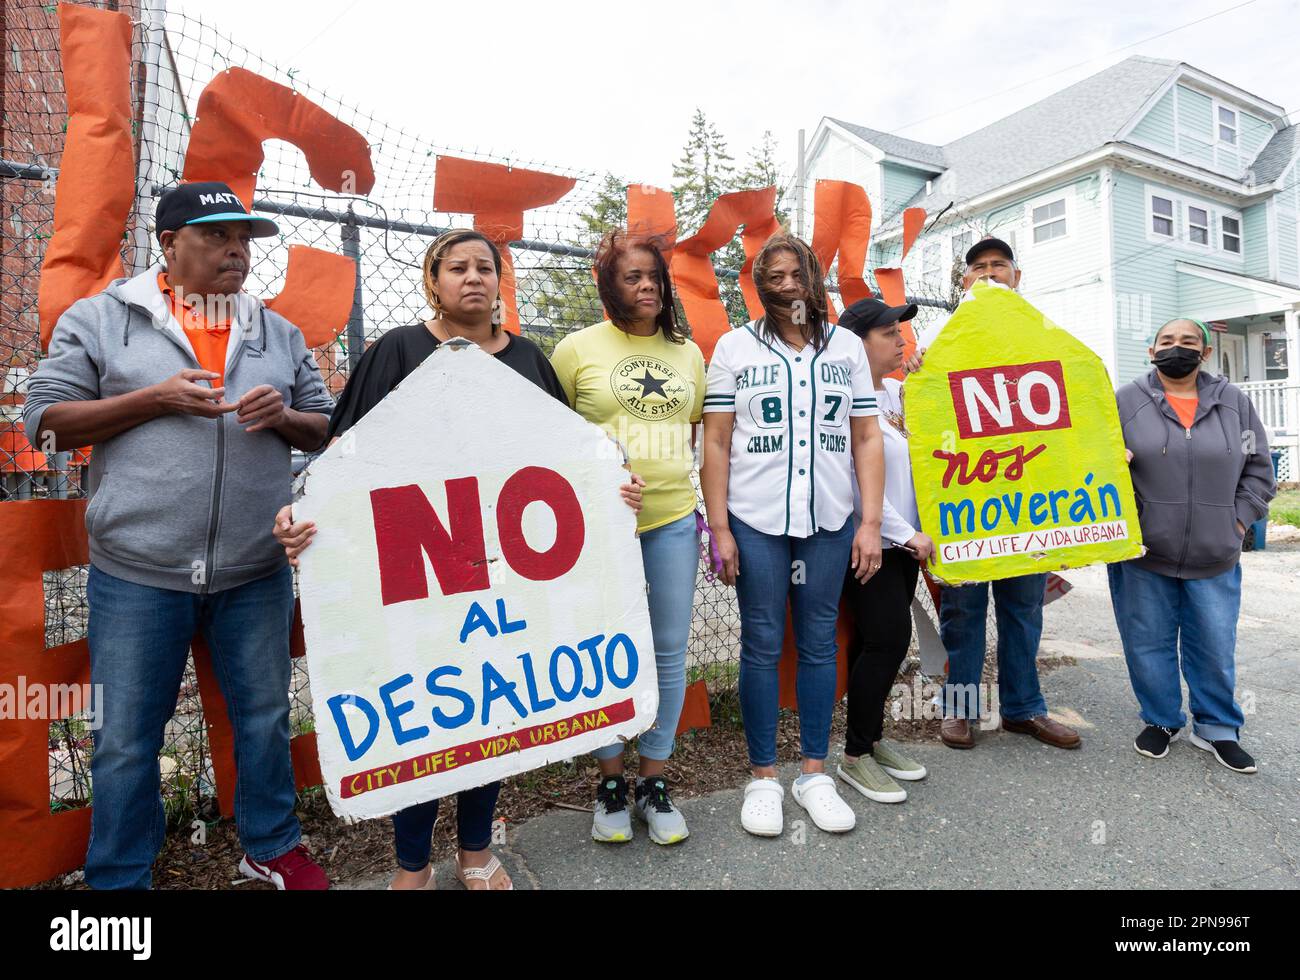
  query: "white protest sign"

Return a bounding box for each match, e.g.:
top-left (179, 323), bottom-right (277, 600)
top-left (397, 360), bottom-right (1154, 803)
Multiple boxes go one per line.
top-left (296, 343), bottom-right (657, 820)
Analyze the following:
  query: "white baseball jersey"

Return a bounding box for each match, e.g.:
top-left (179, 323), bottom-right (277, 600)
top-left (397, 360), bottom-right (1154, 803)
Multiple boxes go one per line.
top-left (704, 321), bottom-right (879, 538)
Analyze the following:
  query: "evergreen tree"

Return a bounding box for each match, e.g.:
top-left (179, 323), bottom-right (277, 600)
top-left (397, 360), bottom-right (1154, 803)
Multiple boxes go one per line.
top-left (671, 109), bottom-right (735, 235)
top-left (523, 172), bottom-right (628, 352)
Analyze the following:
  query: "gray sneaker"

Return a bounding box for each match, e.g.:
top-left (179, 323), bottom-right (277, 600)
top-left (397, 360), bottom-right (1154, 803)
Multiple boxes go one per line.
top-left (634, 777), bottom-right (690, 845)
top-left (592, 775), bottom-right (633, 843)
top-left (872, 740), bottom-right (928, 781)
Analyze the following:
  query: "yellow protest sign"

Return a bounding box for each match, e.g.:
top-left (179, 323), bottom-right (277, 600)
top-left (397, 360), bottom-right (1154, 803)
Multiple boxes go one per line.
top-left (904, 282), bottom-right (1143, 584)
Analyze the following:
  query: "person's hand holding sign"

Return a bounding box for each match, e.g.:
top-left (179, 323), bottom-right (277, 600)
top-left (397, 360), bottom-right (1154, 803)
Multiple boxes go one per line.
top-left (273, 504), bottom-right (316, 568)
top-left (619, 472), bottom-right (646, 513)
top-left (903, 347), bottom-right (926, 375)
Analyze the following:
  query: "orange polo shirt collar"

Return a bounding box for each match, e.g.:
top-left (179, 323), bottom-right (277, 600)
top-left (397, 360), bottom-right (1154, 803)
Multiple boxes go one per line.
top-left (158, 272), bottom-right (233, 386)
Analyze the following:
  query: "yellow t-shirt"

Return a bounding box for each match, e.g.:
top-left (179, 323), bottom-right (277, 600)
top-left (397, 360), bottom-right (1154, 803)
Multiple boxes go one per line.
top-left (551, 320), bottom-right (705, 532)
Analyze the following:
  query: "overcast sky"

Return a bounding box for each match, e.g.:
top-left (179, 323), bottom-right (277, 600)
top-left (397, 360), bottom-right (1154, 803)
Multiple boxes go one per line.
top-left (169, 0), bottom-right (1300, 189)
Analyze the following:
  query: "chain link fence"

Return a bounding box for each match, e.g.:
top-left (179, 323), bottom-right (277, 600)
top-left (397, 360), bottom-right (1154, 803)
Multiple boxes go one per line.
top-left (3, 1), bottom-right (957, 826)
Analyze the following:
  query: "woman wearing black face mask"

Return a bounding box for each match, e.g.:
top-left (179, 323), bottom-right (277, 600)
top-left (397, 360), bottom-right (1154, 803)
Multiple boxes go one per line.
top-left (1109, 317), bottom-right (1275, 775)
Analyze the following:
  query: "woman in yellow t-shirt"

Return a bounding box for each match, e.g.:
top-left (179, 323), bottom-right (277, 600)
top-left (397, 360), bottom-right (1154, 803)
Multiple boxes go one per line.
top-left (550, 230), bottom-right (705, 845)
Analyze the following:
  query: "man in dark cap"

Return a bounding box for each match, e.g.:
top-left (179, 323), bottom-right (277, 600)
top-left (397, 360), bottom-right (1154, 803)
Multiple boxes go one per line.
top-left (913, 237), bottom-right (1081, 752)
top-left (25, 182), bottom-right (334, 888)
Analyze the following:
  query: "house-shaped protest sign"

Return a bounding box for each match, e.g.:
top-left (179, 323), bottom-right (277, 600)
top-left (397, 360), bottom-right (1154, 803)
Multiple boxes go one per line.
top-left (904, 282), bottom-right (1143, 585)
top-left (295, 343), bottom-right (657, 820)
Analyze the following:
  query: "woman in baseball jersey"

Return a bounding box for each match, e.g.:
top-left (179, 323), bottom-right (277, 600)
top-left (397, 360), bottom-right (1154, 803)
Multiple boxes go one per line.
top-left (550, 230), bottom-right (706, 846)
top-left (701, 233), bottom-right (886, 837)
top-left (836, 298), bottom-right (935, 804)
top-left (271, 229), bottom-right (643, 890)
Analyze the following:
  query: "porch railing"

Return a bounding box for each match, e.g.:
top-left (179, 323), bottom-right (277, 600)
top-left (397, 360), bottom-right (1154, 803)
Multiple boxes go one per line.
top-left (1240, 380), bottom-right (1297, 433)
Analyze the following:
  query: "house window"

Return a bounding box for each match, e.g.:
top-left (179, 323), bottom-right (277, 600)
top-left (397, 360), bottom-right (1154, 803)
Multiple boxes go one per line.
top-left (1187, 206), bottom-right (1209, 246)
top-left (1217, 105), bottom-right (1237, 146)
top-left (1221, 215), bottom-right (1241, 253)
top-left (952, 231), bottom-right (973, 262)
top-left (1031, 199), bottom-right (1067, 243)
top-left (1151, 196), bottom-right (1174, 237)
top-left (923, 243), bottom-right (941, 280)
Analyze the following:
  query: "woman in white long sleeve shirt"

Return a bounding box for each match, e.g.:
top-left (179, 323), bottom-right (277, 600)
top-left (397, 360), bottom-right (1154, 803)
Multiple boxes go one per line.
top-left (836, 298), bottom-right (936, 804)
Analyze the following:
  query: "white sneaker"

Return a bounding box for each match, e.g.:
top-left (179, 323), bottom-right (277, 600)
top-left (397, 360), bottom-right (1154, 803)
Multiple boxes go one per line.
top-left (740, 778), bottom-right (784, 837)
top-left (791, 772), bottom-right (856, 832)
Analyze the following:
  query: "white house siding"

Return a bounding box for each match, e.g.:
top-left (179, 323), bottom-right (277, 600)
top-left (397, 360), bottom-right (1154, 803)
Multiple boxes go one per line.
top-left (796, 128), bottom-right (882, 235)
top-left (1240, 112), bottom-right (1274, 163)
top-left (891, 172), bottom-right (1112, 374)
top-left (1277, 161), bottom-right (1299, 285)
top-left (1130, 87), bottom-right (1176, 152)
top-left (880, 164), bottom-right (931, 224)
top-left (1243, 202), bottom-right (1270, 278)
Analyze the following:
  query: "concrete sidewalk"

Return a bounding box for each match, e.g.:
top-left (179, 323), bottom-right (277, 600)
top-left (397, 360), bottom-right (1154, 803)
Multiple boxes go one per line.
top-left (345, 546), bottom-right (1300, 890)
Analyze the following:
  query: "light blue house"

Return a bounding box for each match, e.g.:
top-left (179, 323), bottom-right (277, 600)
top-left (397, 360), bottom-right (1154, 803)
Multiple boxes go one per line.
top-left (794, 56), bottom-right (1300, 478)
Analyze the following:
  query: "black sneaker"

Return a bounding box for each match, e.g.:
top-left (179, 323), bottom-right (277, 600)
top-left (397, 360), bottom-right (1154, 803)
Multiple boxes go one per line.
top-left (1189, 734), bottom-right (1257, 773)
top-left (591, 775), bottom-right (632, 842)
top-left (1134, 724), bottom-right (1180, 759)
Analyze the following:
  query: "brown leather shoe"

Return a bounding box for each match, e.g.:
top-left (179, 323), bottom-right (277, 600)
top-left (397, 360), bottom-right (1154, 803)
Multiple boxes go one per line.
top-left (1002, 715), bottom-right (1081, 749)
top-left (940, 717), bottom-right (974, 749)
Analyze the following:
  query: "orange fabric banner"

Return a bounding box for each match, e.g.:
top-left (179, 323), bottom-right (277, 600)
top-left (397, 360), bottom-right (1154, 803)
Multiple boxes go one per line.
top-left (777, 604), bottom-right (854, 710)
top-left (626, 184), bottom-right (678, 251)
top-left (182, 67), bottom-right (375, 210)
top-left (901, 207), bottom-right (926, 260)
top-left (874, 207), bottom-right (927, 379)
top-left (36, 4), bottom-right (134, 352)
top-left (0, 501), bottom-right (92, 888)
top-left (671, 187), bottom-right (780, 362)
top-left (264, 245), bottom-right (356, 349)
top-left (674, 679), bottom-right (713, 735)
top-left (810, 180), bottom-right (874, 316)
top-left (433, 156), bottom-right (577, 335)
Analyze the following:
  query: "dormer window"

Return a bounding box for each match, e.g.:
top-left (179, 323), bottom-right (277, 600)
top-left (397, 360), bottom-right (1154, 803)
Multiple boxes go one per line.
top-left (1217, 105), bottom-right (1237, 146)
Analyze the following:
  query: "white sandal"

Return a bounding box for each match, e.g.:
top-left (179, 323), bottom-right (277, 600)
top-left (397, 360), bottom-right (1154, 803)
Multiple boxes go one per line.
top-left (456, 853), bottom-right (514, 891)
top-left (791, 773), bottom-right (856, 833)
top-left (386, 867), bottom-right (437, 890)
top-left (741, 778), bottom-right (785, 837)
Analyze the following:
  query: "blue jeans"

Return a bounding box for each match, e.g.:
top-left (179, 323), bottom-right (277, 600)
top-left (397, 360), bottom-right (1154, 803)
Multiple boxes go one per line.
top-left (731, 513), bottom-right (853, 766)
top-left (593, 513), bottom-right (697, 763)
top-left (392, 782), bottom-right (501, 870)
top-left (85, 564), bottom-right (300, 889)
top-left (1107, 561), bottom-right (1244, 742)
top-left (940, 574), bottom-right (1048, 722)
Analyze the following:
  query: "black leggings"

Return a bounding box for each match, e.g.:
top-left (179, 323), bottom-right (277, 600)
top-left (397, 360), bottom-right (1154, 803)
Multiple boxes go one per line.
top-left (841, 548), bottom-right (920, 757)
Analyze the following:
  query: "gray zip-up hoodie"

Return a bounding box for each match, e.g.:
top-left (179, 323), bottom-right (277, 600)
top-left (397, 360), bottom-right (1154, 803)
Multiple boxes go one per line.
top-left (1115, 368), bottom-right (1275, 580)
top-left (24, 265), bottom-right (334, 594)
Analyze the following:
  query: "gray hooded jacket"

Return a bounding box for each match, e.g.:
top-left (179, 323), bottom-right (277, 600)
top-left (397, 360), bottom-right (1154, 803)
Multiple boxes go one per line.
top-left (24, 266), bottom-right (334, 594)
top-left (1115, 368), bottom-right (1275, 580)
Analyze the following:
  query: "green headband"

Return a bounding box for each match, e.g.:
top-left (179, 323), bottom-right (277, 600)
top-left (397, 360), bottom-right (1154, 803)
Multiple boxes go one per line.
top-left (1153, 317), bottom-right (1212, 347)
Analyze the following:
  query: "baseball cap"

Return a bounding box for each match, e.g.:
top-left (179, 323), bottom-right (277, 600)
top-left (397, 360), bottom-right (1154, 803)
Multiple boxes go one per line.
top-left (964, 236), bottom-right (1015, 266)
top-left (155, 181), bottom-right (278, 241)
top-left (838, 297), bottom-right (918, 338)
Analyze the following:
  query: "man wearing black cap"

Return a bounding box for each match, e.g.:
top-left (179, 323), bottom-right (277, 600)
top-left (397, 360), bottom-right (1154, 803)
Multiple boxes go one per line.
top-left (915, 237), bottom-right (1081, 752)
top-left (25, 181), bottom-right (335, 888)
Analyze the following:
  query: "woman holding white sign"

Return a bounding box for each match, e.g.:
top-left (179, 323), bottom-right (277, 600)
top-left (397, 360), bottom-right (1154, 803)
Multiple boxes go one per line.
top-left (701, 233), bottom-right (886, 838)
top-left (1110, 316), bottom-right (1275, 774)
top-left (550, 229), bottom-right (705, 847)
top-left (273, 229), bottom-right (644, 890)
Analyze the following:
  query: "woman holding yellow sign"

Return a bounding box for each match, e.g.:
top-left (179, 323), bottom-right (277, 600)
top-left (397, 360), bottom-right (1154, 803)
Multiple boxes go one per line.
top-left (1110, 317), bottom-right (1275, 774)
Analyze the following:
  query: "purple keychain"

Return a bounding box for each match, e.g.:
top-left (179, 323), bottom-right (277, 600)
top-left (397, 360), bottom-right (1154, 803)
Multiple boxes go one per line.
top-left (696, 510), bottom-right (725, 582)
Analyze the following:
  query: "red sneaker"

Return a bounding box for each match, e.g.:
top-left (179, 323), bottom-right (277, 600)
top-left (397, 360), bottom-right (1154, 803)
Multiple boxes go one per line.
top-left (239, 844), bottom-right (330, 890)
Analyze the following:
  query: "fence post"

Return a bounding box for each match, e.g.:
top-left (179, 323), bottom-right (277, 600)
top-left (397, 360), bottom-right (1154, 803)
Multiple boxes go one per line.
top-left (131, 0), bottom-right (166, 274)
top-left (341, 208), bottom-right (365, 371)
